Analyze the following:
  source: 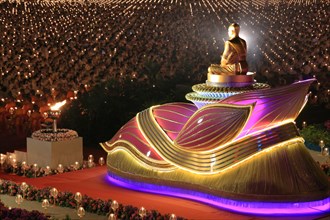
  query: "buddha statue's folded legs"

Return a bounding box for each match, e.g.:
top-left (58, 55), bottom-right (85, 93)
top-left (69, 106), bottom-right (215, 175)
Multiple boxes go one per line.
top-left (208, 64), bottom-right (236, 75)
top-left (208, 62), bottom-right (248, 75)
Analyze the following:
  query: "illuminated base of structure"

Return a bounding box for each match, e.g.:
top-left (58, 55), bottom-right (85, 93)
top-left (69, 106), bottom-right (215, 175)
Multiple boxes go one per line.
top-left (105, 138), bottom-right (330, 215)
top-left (106, 173), bottom-right (330, 215)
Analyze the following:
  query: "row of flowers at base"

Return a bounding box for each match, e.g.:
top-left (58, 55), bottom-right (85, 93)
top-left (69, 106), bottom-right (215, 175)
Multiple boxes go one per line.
top-left (3, 160), bottom-right (97, 178)
top-left (0, 180), bottom-right (185, 220)
top-left (0, 201), bottom-right (47, 220)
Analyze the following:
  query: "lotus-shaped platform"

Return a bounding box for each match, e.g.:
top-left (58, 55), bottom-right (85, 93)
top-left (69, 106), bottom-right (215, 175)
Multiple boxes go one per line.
top-left (101, 78), bottom-right (330, 215)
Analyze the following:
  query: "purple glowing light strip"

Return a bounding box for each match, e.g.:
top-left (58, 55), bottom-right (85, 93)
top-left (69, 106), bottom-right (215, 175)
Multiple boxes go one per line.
top-left (106, 173), bottom-right (330, 216)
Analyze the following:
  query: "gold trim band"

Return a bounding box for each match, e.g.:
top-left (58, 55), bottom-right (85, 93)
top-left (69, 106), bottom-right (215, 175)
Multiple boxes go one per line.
top-left (207, 72), bottom-right (254, 83)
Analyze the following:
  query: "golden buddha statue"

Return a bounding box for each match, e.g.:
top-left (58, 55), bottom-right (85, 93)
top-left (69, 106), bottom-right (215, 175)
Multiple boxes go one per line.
top-left (208, 23), bottom-right (248, 75)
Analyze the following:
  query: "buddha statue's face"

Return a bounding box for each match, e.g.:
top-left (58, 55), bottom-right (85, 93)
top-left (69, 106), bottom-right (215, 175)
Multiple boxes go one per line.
top-left (228, 26), bottom-right (239, 39)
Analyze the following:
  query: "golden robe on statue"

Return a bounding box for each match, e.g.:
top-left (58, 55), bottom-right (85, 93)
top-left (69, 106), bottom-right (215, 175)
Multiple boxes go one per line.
top-left (208, 23), bottom-right (248, 75)
top-left (209, 37), bottom-right (248, 75)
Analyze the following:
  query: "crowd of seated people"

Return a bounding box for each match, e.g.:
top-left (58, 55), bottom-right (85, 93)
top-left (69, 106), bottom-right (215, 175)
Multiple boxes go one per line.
top-left (0, 0), bottom-right (329, 136)
top-left (0, 94), bottom-right (62, 136)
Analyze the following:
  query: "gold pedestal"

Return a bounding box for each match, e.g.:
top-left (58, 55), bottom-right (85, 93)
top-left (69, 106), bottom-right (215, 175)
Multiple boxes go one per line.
top-left (207, 72), bottom-right (254, 85)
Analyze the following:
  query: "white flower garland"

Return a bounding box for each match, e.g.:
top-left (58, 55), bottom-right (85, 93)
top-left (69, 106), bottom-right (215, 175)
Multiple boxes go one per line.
top-left (32, 129), bottom-right (78, 142)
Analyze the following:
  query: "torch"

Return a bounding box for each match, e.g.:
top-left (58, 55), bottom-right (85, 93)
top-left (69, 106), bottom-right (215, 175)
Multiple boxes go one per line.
top-left (49, 100), bottom-right (67, 133)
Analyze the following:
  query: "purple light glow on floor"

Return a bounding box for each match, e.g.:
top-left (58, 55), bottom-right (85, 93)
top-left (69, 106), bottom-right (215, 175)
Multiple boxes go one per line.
top-left (106, 173), bottom-right (330, 216)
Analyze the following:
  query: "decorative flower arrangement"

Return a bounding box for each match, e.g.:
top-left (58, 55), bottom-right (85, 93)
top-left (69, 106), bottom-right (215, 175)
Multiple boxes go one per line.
top-left (0, 201), bottom-right (47, 220)
top-left (4, 161), bottom-right (93, 178)
top-left (0, 180), bottom-right (185, 220)
top-left (31, 129), bottom-right (78, 142)
top-left (318, 161), bottom-right (330, 177)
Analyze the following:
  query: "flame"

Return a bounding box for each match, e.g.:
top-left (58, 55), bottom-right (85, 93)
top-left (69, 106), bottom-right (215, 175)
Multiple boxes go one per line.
top-left (50, 100), bottom-right (67, 111)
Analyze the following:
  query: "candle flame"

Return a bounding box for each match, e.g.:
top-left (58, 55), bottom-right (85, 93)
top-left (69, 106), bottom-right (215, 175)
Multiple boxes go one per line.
top-left (50, 100), bottom-right (67, 111)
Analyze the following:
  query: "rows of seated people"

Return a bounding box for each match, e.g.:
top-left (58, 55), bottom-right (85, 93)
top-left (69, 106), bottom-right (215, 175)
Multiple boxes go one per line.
top-left (0, 94), bottom-right (70, 136)
top-left (0, 0), bottom-right (329, 136)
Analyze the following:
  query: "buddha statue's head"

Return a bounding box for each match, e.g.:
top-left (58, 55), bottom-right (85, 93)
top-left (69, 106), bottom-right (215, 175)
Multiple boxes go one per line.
top-left (228, 23), bottom-right (240, 39)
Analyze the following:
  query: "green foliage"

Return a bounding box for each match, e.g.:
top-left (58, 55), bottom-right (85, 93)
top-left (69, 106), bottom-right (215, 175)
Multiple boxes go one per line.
top-left (300, 124), bottom-right (330, 146)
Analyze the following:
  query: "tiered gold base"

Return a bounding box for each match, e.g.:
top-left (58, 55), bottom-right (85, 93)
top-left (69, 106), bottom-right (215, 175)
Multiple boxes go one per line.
top-left (185, 82), bottom-right (269, 108)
